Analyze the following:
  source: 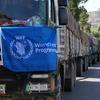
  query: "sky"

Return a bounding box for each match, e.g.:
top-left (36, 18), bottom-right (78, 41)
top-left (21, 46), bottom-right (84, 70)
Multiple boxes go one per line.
top-left (81, 0), bottom-right (100, 12)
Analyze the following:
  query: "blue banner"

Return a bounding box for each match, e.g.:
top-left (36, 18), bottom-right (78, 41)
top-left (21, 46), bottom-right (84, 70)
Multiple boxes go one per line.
top-left (1, 26), bottom-right (57, 72)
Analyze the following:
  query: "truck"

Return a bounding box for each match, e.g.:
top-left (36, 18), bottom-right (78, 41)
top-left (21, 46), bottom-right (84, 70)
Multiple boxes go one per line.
top-left (0, 0), bottom-right (69, 100)
top-left (0, 0), bottom-right (94, 100)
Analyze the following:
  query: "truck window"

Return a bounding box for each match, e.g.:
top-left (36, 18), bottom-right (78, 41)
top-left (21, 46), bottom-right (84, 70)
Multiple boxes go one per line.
top-left (51, 0), bottom-right (56, 23)
top-left (0, 0), bottom-right (47, 26)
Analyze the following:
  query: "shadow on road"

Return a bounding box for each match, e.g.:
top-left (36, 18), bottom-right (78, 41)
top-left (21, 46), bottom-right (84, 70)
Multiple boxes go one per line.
top-left (62, 63), bottom-right (100, 100)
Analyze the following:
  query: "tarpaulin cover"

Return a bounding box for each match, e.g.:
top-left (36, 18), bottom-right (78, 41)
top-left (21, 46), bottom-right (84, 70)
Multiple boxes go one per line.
top-left (0, 26), bottom-right (57, 72)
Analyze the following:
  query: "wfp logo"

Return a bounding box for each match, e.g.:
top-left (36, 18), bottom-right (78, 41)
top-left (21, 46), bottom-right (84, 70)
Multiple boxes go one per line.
top-left (10, 36), bottom-right (33, 59)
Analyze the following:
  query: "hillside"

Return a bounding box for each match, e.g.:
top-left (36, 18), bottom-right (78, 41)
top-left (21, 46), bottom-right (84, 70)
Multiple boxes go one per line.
top-left (88, 9), bottom-right (100, 27)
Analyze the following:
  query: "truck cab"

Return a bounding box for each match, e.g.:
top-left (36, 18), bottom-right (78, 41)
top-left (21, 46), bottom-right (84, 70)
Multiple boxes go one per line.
top-left (0, 0), bottom-right (68, 100)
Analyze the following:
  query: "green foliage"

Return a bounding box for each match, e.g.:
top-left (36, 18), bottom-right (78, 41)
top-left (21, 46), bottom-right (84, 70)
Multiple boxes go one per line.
top-left (68, 0), bottom-right (88, 21)
top-left (68, 0), bottom-right (91, 33)
top-left (91, 26), bottom-right (100, 37)
top-left (84, 23), bottom-right (91, 33)
top-left (79, 6), bottom-right (89, 24)
top-left (68, 0), bottom-right (79, 21)
top-left (79, 6), bottom-right (91, 32)
top-left (93, 33), bottom-right (100, 37)
top-left (98, 26), bottom-right (100, 32)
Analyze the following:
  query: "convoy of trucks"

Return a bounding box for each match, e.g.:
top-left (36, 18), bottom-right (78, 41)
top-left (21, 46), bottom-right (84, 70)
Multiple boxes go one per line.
top-left (0, 0), bottom-right (99, 100)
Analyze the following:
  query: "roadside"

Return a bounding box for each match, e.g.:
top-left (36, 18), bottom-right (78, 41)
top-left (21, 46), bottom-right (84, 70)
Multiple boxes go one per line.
top-left (62, 62), bottom-right (100, 100)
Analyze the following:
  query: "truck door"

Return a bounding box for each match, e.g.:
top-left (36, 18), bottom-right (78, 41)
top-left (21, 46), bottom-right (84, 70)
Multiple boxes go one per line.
top-left (48, 0), bottom-right (58, 26)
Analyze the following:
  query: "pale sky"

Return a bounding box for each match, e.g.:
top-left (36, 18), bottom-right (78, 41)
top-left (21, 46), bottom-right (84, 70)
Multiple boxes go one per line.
top-left (81, 0), bottom-right (100, 12)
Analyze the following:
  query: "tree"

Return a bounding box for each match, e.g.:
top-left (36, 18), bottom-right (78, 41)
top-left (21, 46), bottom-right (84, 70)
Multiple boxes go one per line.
top-left (79, 6), bottom-right (91, 32)
top-left (84, 23), bottom-right (91, 33)
top-left (68, 0), bottom-right (88, 21)
top-left (91, 26), bottom-right (100, 37)
top-left (93, 32), bottom-right (100, 37)
top-left (68, 0), bottom-right (91, 33)
top-left (68, 0), bottom-right (79, 21)
top-left (98, 26), bottom-right (100, 33)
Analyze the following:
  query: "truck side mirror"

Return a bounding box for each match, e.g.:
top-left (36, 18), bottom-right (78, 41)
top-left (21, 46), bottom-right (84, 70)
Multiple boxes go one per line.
top-left (59, 7), bottom-right (67, 25)
top-left (58, 0), bottom-right (68, 7)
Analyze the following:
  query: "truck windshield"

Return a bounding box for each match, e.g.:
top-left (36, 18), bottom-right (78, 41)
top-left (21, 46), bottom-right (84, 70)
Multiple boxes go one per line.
top-left (0, 0), bottom-right (47, 26)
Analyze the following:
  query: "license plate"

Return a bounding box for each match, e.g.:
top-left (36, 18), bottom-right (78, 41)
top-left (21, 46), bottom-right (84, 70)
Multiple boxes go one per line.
top-left (26, 83), bottom-right (48, 92)
top-left (0, 84), bottom-right (6, 94)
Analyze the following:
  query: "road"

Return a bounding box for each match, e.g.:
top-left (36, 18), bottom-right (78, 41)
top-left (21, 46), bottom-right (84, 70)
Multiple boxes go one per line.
top-left (62, 62), bottom-right (100, 100)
